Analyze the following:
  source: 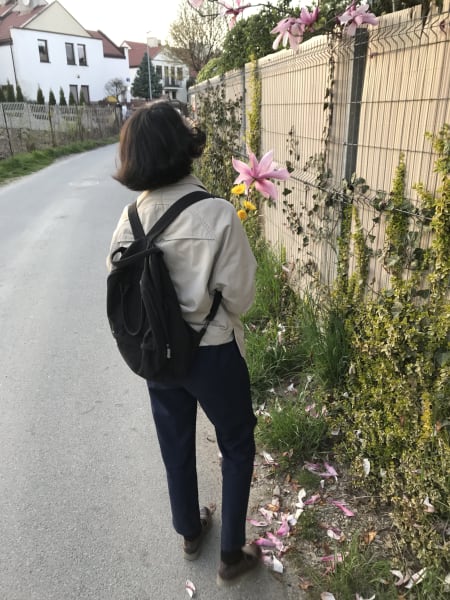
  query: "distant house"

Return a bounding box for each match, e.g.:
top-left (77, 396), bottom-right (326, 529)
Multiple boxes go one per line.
top-left (0, 0), bottom-right (130, 103)
top-left (123, 37), bottom-right (190, 104)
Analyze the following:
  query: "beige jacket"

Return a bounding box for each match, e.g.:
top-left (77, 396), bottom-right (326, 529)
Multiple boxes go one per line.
top-left (107, 175), bottom-right (257, 356)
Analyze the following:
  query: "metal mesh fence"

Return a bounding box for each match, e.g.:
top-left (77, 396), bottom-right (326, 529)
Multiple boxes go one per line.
top-left (0, 104), bottom-right (120, 158)
top-left (188, 1), bottom-right (450, 296)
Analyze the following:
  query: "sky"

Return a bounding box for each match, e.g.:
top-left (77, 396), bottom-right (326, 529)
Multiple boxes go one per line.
top-left (56, 0), bottom-right (183, 45)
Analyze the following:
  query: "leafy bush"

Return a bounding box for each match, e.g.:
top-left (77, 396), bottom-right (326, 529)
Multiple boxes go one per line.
top-left (193, 80), bottom-right (242, 200)
top-left (333, 127), bottom-right (450, 570)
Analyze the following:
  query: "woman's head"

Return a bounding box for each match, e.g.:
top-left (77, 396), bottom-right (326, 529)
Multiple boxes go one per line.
top-left (114, 101), bottom-right (206, 191)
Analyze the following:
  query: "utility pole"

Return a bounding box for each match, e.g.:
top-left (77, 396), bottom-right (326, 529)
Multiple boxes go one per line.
top-left (146, 33), bottom-right (153, 101)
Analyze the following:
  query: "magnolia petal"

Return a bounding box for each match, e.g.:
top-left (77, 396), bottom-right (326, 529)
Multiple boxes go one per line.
top-left (254, 178), bottom-right (278, 200)
top-left (261, 450), bottom-right (276, 464)
top-left (423, 496), bottom-right (435, 513)
top-left (355, 595), bottom-right (375, 600)
top-left (276, 519), bottom-right (290, 537)
top-left (232, 157), bottom-right (254, 181)
top-left (271, 555), bottom-right (284, 573)
top-left (287, 514), bottom-right (297, 527)
top-left (185, 579), bottom-right (196, 598)
top-left (296, 488), bottom-right (307, 509)
top-left (363, 458), bottom-right (371, 476)
top-left (257, 149), bottom-right (275, 174)
top-left (304, 494), bottom-right (321, 506)
top-left (320, 554), bottom-right (344, 563)
top-left (330, 500), bottom-right (355, 517)
top-left (391, 569), bottom-right (408, 586)
top-left (405, 568), bottom-right (427, 589)
top-left (260, 166), bottom-right (291, 181)
top-left (320, 593), bottom-right (337, 600)
top-left (259, 507), bottom-right (274, 522)
top-left (248, 519), bottom-right (268, 527)
top-left (255, 537), bottom-right (277, 547)
top-left (304, 461), bottom-right (321, 473)
top-left (323, 462), bottom-right (338, 479)
top-left (326, 528), bottom-right (342, 540)
top-left (267, 531), bottom-right (285, 550)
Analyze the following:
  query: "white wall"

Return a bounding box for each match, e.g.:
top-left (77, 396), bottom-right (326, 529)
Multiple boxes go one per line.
top-left (152, 50), bottom-right (189, 103)
top-left (0, 45), bottom-right (16, 87)
top-left (9, 28), bottom-right (129, 102)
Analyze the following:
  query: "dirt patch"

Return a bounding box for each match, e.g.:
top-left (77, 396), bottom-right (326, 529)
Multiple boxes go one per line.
top-left (248, 449), bottom-right (397, 598)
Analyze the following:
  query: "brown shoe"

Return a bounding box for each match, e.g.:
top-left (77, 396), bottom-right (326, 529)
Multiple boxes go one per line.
top-left (217, 543), bottom-right (262, 586)
top-left (183, 506), bottom-right (212, 561)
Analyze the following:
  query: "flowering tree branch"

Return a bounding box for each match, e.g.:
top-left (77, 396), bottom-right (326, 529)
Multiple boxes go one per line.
top-left (188, 0), bottom-right (379, 49)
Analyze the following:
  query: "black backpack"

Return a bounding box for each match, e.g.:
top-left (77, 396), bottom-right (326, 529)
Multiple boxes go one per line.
top-left (107, 190), bottom-right (222, 381)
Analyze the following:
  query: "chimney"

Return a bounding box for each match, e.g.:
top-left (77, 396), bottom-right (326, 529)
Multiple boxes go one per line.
top-left (14, 0), bottom-right (35, 13)
top-left (146, 36), bottom-right (160, 48)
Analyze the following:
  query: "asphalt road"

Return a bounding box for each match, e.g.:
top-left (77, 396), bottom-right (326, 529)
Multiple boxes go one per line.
top-left (0, 146), bottom-right (292, 600)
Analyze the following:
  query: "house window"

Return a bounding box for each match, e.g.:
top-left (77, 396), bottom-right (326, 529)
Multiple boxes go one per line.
top-left (80, 85), bottom-right (90, 104)
top-left (176, 67), bottom-right (183, 81)
top-left (65, 43), bottom-right (75, 65)
top-left (38, 39), bottom-right (49, 62)
top-left (156, 66), bottom-right (162, 80)
top-left (77, 44), bottom-right (87, 66)
top-left (69, 85), bottom-right (78, 103)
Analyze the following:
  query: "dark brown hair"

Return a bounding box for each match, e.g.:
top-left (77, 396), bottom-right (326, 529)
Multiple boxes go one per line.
top-left (114, 101), bottom-right (206, 191)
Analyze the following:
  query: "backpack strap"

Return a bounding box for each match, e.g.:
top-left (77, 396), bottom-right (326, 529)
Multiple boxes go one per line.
top-left (197, 289), bottom-right (223, 338)
top-left (147, 190), bottom-right (211, 242)
top-left (127, 189), bottom-right (211, 241)
top-left (128, 201), bottom-right (145, 239)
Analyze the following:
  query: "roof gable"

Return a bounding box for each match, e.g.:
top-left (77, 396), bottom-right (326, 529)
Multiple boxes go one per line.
top-left (0, 0), bottom-right (48, 42)
top-left (22, 1), bottom-right (90, 37)
top-left (122, 39), bottom-right (163, 68)
top-left (87, 29), bottom-right (125, 59)
top-left (121, 40), bottom-right (188, 69)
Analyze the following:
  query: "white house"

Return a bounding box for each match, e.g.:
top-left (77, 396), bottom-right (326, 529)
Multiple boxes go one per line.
top-left (0, 0), bottom-right (130, 103)
top-left (123, 37), bottom-right (190, 104)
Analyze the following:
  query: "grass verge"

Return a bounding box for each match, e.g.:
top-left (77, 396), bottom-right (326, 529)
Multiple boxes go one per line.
top-left (0, 137), bottom-right (118, 185)
top-left (244, 239), bottom-right (448, 599)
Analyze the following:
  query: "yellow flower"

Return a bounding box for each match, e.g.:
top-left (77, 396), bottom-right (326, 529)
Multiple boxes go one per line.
top-left (243, 200), bottom-right (257, 211)
top-left (237, 209), bottom-right (248, 221)
top-left (231, 183), bottom-right (246, 196)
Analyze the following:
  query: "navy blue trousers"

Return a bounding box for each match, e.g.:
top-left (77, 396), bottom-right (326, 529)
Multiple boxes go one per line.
top-left (147, 340), bottom-right (256, 553)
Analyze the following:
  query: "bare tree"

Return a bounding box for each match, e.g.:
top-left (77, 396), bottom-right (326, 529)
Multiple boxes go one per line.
top-left (104, 78), bottom-right (127, 102)
top-left (169, 2), bottom-right (226, 75)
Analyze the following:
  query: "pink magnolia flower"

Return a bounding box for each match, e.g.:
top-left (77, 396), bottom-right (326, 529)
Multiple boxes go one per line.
top-left (299, 6), bottom-right (320, 27)
top-left (188, 0), bottom-right (205, 8)
top-left (271, 8), bottom-right (319, 51)
top-left (219, 0), bottom-right (250, 29)
top-left (232, 149), bottom-right (290, 200)
top-left (338, 2), bottom-right (378, 36)
top-left (271, 17), bottom-right (305, 51)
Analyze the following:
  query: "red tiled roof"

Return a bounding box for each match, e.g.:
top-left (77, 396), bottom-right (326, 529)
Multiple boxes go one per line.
top-left (87, 30), bottom-right (125, 59)
top-left (0, 1), bottom-right (13, 18)
top-left (0, 1), bottom-right (48, 43)
top-left (122, 40), bottom-right (162, 68)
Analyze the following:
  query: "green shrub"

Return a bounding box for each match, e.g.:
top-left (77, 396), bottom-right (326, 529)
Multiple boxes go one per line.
top-left (333, 128), bottom-right (450, 570)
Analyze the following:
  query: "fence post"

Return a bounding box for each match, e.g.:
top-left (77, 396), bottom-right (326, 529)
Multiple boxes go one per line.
top-left (1, 104), bottom-right (13, 156)
top-left (343, 29), bottom-right (369, 183)
top-left (241, 66), bottom-right (246, 155)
